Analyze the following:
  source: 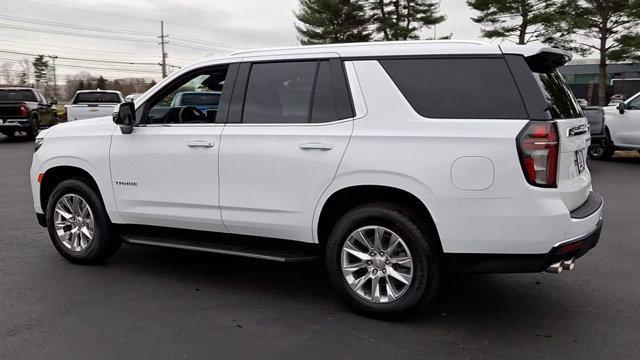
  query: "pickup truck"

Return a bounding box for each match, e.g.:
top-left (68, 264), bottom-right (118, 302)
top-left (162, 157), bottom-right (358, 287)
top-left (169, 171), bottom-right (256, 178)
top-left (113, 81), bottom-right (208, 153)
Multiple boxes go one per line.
top-left (588, 91), bottom-right (640, 160)
top-left (65, 90), bottom-right (124, 122)
top-left (0, 87), bottom-right (57, 139)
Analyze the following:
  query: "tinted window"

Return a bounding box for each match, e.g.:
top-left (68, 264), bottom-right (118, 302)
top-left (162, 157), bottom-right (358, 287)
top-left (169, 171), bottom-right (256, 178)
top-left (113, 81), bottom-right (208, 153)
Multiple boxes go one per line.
top-left (0, 90), bottom-right (37, 102)
top-left (629, 96), bottom-right (640, 110)
top-left (380, 58), bottom-right (528, 119)
top-left (531, 70), bottom-right (582, 119)
top-left (311, 61), bottom-right (339, 123)
top-left (74, 92), bottom-right (121, 104)
top-left (243, 61), bottom-right (316, 124)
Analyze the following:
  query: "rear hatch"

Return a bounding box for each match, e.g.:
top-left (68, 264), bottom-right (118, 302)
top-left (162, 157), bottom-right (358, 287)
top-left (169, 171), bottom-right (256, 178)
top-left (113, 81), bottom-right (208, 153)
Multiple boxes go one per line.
top-left (0, 102), bottom-right (22, 117)
top-left (505, 48), bottom-right (592, 211)
top-left (0, 89), bottom-right (36, 118)
top-left (67, 91), bottom-right (121, 120)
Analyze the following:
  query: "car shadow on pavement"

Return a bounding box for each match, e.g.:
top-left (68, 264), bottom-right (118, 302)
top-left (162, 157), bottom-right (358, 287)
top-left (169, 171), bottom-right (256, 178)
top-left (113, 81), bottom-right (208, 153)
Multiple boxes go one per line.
top-left (0, 134), bottom-right (31, 143)
top-left (106, 243), bottom-right (559, 326)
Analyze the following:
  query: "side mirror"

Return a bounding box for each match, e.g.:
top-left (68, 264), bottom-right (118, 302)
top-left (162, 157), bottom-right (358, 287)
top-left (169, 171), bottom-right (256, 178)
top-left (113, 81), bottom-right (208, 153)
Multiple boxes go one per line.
top-left (113, 102), bottom-right (135, 134)
top-left (617, 102), bottom-right (626, 114)
top-left (50, 97), bottom-right (57, 105)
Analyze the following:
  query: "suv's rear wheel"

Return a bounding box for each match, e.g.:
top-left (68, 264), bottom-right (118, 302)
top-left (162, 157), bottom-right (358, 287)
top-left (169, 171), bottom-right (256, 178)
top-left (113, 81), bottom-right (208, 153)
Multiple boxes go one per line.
top-left (325, 203), bottom-right (440, 317)
top-left (46, 179), bottom-right (120, 264)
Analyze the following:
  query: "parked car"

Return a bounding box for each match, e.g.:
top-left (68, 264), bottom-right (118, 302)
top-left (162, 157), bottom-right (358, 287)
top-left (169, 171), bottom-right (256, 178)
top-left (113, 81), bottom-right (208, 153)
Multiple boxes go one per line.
top-left (30, 41), bottom-right (603, 317)
top-left (584, 106), bottom-right (606, 153)
top-left (589, 91), bottom-right (640, 160)
top-left (607, 99), bottom-right (624, 106)
top-left (0, 87), bottom-right (57, 139)
top-left (65, 90), bottom-right (124, 121)
top-left (124, 93), bottom-right (143, 102)
top-left (169, 91), bottom-right (221, 122)
top-left (576, 98), bottom-right (589, 108)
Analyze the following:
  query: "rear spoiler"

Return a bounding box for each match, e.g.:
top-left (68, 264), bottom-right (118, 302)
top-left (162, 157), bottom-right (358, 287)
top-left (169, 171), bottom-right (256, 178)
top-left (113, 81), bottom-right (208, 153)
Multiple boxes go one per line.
top-left (500, 45), bottom-right (572, 72)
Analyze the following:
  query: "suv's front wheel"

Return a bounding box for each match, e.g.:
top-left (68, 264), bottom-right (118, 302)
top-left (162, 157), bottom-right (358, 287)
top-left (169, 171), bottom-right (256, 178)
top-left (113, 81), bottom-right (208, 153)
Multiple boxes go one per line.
top-left (325, 203), bottom-right (440, 317)
top-left (46, 179), bottom-right (121, 264)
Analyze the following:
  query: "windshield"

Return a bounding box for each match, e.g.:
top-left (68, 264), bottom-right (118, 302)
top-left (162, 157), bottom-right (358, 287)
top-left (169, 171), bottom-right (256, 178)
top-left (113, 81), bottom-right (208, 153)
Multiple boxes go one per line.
top-left (531, 70), bottom-right (583, 119)
top-left (73, 92), bottom-right (121, 104)
top-left (0, 89), bottom-right (37, 102)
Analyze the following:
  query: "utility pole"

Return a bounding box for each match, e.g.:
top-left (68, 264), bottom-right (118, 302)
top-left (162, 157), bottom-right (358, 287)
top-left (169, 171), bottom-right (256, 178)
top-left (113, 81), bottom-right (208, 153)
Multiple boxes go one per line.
top-left (48, 55), bottom-right (58, 98)
top-left (158, 20), bottom-right (168, 78)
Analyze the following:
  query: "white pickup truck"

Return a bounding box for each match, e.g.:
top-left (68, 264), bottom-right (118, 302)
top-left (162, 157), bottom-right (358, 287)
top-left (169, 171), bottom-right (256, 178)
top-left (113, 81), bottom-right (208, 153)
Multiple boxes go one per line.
top-left (588, 91), bottom-right (640, 159)
top-left (65, 90), bottom-right (124, 121)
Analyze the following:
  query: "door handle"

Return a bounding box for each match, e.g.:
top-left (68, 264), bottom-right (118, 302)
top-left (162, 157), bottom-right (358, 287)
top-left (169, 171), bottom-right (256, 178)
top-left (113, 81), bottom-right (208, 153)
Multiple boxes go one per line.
top-left (299, 142), bottom-right (333, 151)
top-left (187, 140), bottom-right (214, 148)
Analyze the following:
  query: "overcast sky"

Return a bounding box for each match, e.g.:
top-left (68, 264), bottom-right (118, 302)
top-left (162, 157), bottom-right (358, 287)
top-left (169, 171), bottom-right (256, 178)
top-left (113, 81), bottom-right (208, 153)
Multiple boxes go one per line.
top-left (0, 0), bottom-right (487, 80)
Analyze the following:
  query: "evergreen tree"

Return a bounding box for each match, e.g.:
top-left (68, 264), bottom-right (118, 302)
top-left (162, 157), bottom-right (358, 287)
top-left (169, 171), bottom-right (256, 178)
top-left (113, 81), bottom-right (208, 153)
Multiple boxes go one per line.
top-left (32, 55), bottom-right (49, 87)
top-left (96, 76), bottom-right (107, 89)
top-left (295, 0), bottom-right (372, 44)
top-left (466, 0), bottom-right (561, 45)
top-left (369, 0), bottom-right (445, 40)
top-left (555, 0), bottom-right (640, 105)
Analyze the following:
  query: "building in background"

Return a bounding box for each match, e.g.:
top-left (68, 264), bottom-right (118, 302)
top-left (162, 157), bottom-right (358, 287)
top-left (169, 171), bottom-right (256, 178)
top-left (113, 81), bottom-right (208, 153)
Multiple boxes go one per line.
top-left (560, 59), bottom-right (640, 105)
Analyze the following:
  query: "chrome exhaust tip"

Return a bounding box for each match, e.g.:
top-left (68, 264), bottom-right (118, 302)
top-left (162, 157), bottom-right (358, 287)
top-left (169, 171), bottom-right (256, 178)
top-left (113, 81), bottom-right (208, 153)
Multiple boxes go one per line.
top-left (561, 258), bottom-right (575, 271)
top-left (545, 262), bottom-right (563, 273)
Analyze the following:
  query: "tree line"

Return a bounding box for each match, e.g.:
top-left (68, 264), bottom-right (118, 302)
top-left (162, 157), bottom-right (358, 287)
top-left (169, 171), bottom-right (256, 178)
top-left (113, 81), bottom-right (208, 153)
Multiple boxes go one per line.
top-left (295, 0), bottom-right (640, 105)
top-left (0, 57), bottom-right (156, 101)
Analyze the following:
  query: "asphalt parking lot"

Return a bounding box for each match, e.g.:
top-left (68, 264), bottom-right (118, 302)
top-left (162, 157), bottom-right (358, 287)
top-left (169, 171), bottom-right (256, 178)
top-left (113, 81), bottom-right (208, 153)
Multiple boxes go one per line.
top-left (0, 134), bottom-right (639, 360)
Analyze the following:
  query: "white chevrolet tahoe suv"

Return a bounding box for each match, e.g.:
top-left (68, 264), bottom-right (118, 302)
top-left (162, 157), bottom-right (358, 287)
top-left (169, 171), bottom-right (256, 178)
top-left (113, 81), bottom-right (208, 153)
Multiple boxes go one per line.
top-left (31, 41), bottom-right (603, 317)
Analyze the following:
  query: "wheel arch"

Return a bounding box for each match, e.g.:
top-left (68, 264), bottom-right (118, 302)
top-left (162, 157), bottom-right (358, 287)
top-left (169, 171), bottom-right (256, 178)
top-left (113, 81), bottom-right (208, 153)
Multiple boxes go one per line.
top-left (314, 182), bottom-right (443, 254)
top-left (39, 165), bottom-right (107, 219)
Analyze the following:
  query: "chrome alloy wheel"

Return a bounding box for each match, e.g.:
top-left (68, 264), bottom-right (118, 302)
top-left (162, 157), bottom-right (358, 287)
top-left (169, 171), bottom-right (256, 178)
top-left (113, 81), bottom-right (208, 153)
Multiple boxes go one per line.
top-left (54, 194), bottom-right (95, 252)
top-left (341, 226), bottom-right (414, 303)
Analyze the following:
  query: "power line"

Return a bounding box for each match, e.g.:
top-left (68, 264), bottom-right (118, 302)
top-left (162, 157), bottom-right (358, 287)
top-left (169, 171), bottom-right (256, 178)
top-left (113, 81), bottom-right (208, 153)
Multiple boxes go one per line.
top-left (0, 22), bottom-right (157, 43)
top-left (0, 14), bottom-right (156, 37)
top-left (11, 0), bottom-right (283, 42)
top-left (0, 49), bottom-right (161, 66)
top-left (0, 22), bottom-right (244, 52)
top-left (0, 37), bottom-right (156, 57)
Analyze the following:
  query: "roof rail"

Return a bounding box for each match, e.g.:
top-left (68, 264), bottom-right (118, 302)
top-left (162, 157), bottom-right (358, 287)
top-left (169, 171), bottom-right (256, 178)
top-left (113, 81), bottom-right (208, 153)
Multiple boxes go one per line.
top-left (230, 40), bottom-right (489, 57)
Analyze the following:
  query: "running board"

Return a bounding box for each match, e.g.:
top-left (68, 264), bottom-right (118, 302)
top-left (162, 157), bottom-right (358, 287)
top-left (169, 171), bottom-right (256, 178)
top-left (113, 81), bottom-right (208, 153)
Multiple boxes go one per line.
top-left (119, 226), bottom-right (320, 263)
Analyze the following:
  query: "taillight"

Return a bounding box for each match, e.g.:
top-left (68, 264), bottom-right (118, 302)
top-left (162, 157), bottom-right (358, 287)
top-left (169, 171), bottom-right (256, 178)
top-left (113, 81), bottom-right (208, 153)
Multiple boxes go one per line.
top-left (19, 102), bottom-right (29, 117)
top-left (516, 121), bottom-right (559, 187)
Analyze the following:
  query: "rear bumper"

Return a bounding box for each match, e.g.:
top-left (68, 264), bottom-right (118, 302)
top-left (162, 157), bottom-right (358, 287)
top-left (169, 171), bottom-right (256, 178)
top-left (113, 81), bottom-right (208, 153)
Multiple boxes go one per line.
top-left (445, 219), bottom-right (602, 273)
top-left (446, 192), bottom-right (604, 273)
top-left (0, 119), bottom-right (29, 130)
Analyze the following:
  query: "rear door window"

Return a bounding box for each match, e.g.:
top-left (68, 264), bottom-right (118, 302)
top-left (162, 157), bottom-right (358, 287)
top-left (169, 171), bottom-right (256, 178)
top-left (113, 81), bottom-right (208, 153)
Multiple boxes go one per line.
top-left (380, 58), bottom-right (528, 119)
top-left (242, 61), bottom-right (317, 124)
top-left (0, 90), bottom-right (37, 102)
top-left (73, 92), bottom-right (121, 104)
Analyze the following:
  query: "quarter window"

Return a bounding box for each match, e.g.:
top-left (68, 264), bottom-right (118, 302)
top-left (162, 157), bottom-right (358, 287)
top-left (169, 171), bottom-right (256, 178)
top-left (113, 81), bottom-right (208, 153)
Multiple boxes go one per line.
top-left (380, 58), bottom-right (528, 119)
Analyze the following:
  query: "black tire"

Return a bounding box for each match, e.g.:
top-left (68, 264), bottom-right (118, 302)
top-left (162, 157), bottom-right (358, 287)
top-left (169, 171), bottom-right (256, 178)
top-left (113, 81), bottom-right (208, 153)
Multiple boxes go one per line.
top-left (25, 115), bottom-right (39, 140)
top-left (45, 179), bottom-right (121, 264)
top-left (325, 203), bottom-right (441, 318)
top-left (588, 132), bottom-right (614, 160)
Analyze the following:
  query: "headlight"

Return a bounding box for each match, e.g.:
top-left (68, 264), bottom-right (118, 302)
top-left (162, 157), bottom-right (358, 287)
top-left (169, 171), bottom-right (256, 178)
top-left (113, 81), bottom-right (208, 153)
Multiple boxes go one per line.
top-left (34, 138), bottom-right (44, 152)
